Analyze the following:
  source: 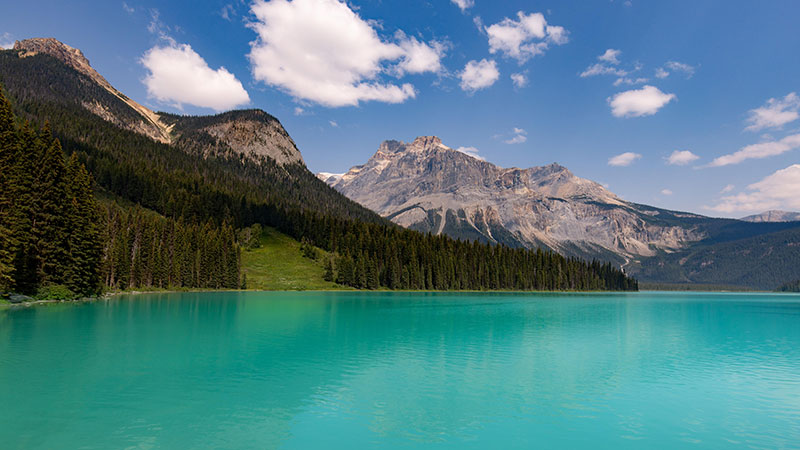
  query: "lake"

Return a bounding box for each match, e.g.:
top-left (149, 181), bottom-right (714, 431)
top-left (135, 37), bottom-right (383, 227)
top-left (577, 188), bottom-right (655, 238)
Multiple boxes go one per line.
top-left (1, 291), bottom-right (799, 449)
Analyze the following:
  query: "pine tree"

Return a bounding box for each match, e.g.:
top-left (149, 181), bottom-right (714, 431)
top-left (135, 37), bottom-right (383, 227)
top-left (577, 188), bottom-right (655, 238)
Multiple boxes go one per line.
top-left (33, 132), bottom-right (70, 285)
top-left (0, 89), bottom-right (17, 289)
top-left (323, 256), bottom-right (334, 282)
top-left (64, 154), bottom-right (103, 295)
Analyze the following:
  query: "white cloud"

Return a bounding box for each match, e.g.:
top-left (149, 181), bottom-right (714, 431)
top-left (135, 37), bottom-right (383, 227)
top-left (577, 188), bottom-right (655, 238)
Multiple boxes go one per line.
top-left (661, 189), bottom-right (673, 195)
top-left (0, 32), bottom-right (14, 49)
top-left (510, 72), bottom-right (528, 88)
top-left (667, 150), bottom-right (700, 165)
top-left (294, 107), bottom-right (305, 116)
top-left (451, 0), bottom-right (474, 12)
top-left (613, 77), bottom-right (648, 86)
top-left (504, 127), bottom-right (528, 144)
top-left (141, 43), bottom-right (250, 111)
top-left (122, 2), bottom-right (135, 14)
top-left (745, 92), bottom-right (800, 132)
top-left (247, 0), bottom-right (444, 107)
top-left (460, 59), bottom-right (499, 92)
top-left (608, 152), bottom-right (642, 167)
top-left (664, 61), bottom-right (695, 78)
top-left (455, 146), bottom-right (485, 161)
top-left (655, 67), bottom-right (669, 79)
top-left (395, 33), bottom-right (446, 76)
top-left (709, 164), bottom-right (800, 213)
top-left (581, 63), bottom-right (627, 78)
top-left (708, 133), bottom-right (800, 167)
top-left (329, 120), bottom-right (338, 127)
top-left (485, 11), bottom-right (568, 63)
top-left (220, 4), bottom-right (235, 21)
top-left (580, 49), bottom-right (629, 78)
top-left (721, 184), bottom-right (735, 194)
top-left (598, 48), bottom-right (621, 65)
top-left (608, 85), bottom-right (676, 118)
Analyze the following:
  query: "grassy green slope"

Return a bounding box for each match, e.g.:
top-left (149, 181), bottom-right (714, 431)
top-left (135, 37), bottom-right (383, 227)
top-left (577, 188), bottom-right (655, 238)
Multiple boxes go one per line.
top-left (241, 227), bottom-right (345, 291)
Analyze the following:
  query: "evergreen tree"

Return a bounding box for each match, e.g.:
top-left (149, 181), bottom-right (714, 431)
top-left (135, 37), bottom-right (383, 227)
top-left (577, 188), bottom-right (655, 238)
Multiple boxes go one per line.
top-left (0, 89), bottom-right (17, 289)
top-left (64, 154), bottom-right (103, 295)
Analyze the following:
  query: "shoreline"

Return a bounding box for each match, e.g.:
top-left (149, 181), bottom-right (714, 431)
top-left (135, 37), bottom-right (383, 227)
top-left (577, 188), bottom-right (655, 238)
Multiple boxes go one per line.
top-left (3, 287), bottom-right (793, 309)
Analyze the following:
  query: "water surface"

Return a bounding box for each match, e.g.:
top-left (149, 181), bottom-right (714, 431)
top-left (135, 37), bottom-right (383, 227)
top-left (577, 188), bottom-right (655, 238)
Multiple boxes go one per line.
top-left (1, 291), bottom-right (799, 449)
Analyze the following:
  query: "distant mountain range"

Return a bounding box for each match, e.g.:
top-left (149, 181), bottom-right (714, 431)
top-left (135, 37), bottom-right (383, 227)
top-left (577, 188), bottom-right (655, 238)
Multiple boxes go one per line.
top-left (741, 210), bottom-right (800, 223)
top-left (320, 136), bottom-right (800, 289)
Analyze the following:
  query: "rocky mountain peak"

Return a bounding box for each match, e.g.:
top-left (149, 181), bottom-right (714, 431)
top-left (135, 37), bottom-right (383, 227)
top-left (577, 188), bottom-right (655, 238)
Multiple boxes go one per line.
top-left (13, 37), bottom-right (173, 144)
top-left (410, 136), bottom-right (444, 150)
top-left (14, 38), bottom-right (92, 75)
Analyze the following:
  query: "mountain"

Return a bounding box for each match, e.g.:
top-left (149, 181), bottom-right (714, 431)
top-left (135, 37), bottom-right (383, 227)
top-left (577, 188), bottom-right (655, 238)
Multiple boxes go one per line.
top-left (326, 136), bottom-right (708, 262)
top-left (0, 38), bottom-right (636, 293)
top-left (322, 136), bottom-right (800, 289)
top-left (741, 210), bottom-right (800, 223)
top-left (10, 38), bottom-right (303, 167)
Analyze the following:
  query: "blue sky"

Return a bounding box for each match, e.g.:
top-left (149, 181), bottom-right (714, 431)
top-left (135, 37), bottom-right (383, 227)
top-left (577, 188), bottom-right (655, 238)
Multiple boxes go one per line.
top-left (2, 0), bottom-right (800, 217)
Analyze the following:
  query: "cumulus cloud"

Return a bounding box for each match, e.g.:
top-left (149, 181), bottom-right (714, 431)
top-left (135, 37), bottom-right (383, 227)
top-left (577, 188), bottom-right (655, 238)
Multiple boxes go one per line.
top-left (247, 0), bottom-right (444, 107)
top-left (608, 152), bottom-right (642, 167)
top-left (141, 43), bottom-right (250, 111)
top-left (122, 2), bottom-right (135, 14)
top-left (510, 72), bottom-right (528, 88)
top-left (460, 59), bottom-right (499, 92)
top-left (455, 146), bottom-right (485, 161)
top-left (329, 120), bottom-right (338, 127)
top-left (667, 150), bottom-right (700, 166)
top-left (598, 48), bottom-right (621, 65)
top-left (745, 92), bottom-right (800, 132)
top-left (708, 133), bottom-right (800, 167)
top-left (720, 184), bottom-right (735, 194)
top-left (451, 0), bottom-right (474, 12)
top-left (654, 67), bottom-right (669, 79)
top-left (485, 11), bottom-right (568, 63)
top-left (608, 85), bottom-right (675, 118)
top-left (661, 189), bottom-right (673, 195)
top-left (504, 127), bottom-right (528, 144)
top-left (708, 164), bottom-right (800, 213)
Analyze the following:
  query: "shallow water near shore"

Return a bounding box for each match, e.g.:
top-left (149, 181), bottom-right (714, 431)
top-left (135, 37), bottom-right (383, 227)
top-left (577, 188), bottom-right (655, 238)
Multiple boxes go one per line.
top-left (1, 291), bottom-right (799, 449)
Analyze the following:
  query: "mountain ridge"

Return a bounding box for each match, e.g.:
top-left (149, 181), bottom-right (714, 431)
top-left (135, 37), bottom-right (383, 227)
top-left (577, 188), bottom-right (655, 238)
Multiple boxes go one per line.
top-left (9, 38), bottom-right (303, 166)
top-left (324, 136), bottom-right (708, 261)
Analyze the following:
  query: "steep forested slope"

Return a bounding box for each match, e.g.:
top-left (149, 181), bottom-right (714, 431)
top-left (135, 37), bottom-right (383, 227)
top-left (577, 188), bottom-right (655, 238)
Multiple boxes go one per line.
top-left (0, 43), bottom-right (636, 293)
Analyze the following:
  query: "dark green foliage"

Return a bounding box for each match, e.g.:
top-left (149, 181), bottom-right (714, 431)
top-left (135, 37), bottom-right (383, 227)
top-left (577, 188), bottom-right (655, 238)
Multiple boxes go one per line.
top-left (323, 257), bottom-right (334, 282)
top-left (631, 227), bottom-right (800, 290)
top-left (777, 280), bottom-right (800, 293)
top-left (0, 88), bottom-right (103, 295)
top-left (0, 51), bottom-right (637, 293)
top-left (238, 224), bottom-right (262, 250)
top-left (101, 205), bottom-right (240, 290)
top-left (300, 237), bottom-right (319, 260)
top-left (35, 284), bottom-right (77, 301)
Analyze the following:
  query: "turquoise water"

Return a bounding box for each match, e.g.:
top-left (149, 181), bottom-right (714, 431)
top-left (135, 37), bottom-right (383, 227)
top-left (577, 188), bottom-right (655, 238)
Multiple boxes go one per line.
top-left (1, 292), bottom-right (800, 449)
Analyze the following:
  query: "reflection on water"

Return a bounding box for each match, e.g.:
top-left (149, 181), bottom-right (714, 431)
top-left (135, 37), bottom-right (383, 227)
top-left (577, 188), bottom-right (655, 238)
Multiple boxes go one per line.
top-left (1, 292), bottom-right (799, 449)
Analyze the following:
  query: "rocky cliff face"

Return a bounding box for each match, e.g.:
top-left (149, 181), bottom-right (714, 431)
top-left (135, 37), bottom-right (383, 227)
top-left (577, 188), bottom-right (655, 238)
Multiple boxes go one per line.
top-left (324, 136), bottom-right (707, 261)
top-left (202, 113), bottom-right (304, 166)
top-left (10, 38), bottom-right (303, 166)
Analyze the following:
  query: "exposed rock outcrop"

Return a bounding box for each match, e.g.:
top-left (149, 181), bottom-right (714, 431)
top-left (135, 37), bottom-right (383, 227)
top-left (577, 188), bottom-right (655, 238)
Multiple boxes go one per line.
top-left (323, 136), bottom-right (707, 261)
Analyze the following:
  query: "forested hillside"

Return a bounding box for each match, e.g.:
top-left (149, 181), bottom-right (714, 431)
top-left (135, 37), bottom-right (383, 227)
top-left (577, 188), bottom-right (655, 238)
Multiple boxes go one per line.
top-left (0, 46), bottom-right (637, 293)
top-left (631, 226), bottom-right (800, 290)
